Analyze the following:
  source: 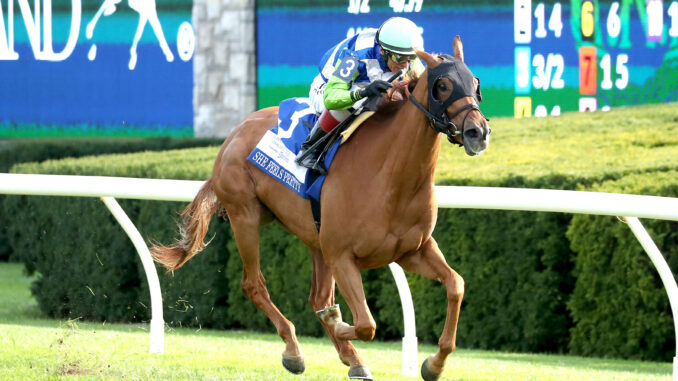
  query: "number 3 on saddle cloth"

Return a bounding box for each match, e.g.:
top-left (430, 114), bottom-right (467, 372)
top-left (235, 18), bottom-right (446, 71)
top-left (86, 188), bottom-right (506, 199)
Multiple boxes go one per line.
top-left (247, 97), bottom-right (366, 202)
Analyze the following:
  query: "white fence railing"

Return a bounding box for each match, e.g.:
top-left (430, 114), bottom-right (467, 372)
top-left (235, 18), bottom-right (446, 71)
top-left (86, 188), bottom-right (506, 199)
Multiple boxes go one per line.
top-left (1, 173), bottom-right (677, 379)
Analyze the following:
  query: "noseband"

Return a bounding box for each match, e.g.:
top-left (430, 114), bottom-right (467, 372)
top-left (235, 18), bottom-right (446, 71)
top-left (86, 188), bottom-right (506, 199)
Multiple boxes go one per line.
top-left (409, 55), bottom-right (488, 146)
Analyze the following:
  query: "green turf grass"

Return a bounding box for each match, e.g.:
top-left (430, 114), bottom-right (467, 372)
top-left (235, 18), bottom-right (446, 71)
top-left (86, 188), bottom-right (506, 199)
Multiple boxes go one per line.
top-left (0, 263), bottom-right (671, 380)
top-left (435, 103), bottom-right (678, 185)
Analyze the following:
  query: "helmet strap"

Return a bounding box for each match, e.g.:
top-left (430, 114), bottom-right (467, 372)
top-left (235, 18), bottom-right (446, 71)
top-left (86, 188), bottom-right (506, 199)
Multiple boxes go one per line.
top-left (379, 47), bottom-right (388, 66)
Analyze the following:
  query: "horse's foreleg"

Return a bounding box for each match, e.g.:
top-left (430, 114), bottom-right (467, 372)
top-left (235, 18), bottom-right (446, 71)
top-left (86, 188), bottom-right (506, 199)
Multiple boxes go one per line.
top-left (319, 252), bottom-right (374, 380)
top-left (308, 248), bottom-right (362, 368)
top-left (397, 238), bottom-right (464, 381)
top-left (228, 205), bottom-right (304, 374)
top-left (324, 253), bottom-right (376, 341)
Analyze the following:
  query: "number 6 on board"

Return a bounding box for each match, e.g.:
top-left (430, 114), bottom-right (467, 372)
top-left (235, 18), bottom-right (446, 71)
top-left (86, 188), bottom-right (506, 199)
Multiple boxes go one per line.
top-left (581, 0), bottom-right (595, 41)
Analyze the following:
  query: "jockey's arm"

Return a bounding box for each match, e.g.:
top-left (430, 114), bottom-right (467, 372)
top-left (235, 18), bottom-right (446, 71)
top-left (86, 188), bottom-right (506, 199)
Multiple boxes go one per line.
top-left (323, 58), bottom-right (362, 111)
top-left (322, 55), bottom-right (426, 111)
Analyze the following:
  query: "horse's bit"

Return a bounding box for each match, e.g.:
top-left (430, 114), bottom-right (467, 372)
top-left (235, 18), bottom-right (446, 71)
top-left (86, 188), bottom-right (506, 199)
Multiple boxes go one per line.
top-left (409, 54), bottom-right (489, 146)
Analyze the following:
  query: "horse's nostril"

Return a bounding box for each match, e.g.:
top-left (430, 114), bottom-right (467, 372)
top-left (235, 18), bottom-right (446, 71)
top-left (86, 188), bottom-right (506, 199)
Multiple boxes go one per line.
top-left (464, 127), bottom-right (480, 139)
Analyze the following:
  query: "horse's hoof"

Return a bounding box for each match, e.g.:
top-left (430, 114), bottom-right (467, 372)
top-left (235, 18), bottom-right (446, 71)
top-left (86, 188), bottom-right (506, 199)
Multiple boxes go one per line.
top-left (282, 355), bottom-right (305, 375)
top-left (420, 358), bottom-right (441, 381)
top-left (348, 365), bottom-right (373, 380)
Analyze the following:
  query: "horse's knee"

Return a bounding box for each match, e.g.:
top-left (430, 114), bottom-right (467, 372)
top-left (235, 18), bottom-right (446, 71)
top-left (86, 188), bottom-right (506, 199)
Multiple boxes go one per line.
top-left (446, 272), bottom-right (464, 302)
top-left (355, 319), bottom-right (376, 341)
top-left (241, 281), bottom-right (256, 299)
top-left (241, 276), bottom-right (267, 301)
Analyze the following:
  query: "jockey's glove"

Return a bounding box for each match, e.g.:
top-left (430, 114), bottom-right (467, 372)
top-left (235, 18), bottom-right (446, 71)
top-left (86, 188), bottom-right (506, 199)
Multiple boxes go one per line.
top-left (353, 80), bottom-right (393, 101)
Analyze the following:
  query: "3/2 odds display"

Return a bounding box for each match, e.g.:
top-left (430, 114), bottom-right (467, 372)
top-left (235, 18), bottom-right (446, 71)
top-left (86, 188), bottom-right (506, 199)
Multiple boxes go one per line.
top-left (256, 1), bottom-right (677, 119)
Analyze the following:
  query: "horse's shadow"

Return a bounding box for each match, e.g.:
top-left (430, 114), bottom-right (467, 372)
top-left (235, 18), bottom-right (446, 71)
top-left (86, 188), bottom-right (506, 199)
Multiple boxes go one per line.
top-left (86, 0), bottom-right (174, 70)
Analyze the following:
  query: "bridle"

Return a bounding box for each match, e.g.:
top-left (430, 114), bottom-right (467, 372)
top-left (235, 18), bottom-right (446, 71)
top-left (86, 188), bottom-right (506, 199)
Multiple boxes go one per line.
top-left (409, 55), bottom-right (489, 146)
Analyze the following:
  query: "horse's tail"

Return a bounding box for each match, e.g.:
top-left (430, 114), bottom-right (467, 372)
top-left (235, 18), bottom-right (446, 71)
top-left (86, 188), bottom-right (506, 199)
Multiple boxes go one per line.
top-left (150, 178), bottom-right (220, 272)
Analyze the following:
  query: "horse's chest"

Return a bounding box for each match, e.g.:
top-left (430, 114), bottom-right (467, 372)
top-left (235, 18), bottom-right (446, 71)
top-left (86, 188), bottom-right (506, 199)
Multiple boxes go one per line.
top-left (352, 210), bottom-right (433, 266)
top-left (384, 201), bottom-right (434, 246)
top-left (353, 226), bottom-right (427, 268)
top-left (390, 227), bottom-right (427, 253)
top-left (329, 185), bottom-right (436, 267)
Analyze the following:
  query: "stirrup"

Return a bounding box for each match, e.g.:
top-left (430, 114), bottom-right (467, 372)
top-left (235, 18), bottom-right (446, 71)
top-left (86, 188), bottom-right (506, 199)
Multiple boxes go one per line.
top-left (295, 124), bottom-right (329, 174)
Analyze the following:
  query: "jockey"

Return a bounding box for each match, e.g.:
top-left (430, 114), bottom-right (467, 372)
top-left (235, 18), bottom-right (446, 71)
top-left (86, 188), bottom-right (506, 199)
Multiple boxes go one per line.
top-left (296, 17), bottom-right (426, 173)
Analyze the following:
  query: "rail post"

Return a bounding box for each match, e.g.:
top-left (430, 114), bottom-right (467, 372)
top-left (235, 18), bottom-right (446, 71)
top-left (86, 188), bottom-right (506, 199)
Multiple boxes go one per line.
top-left (623, 217), bottom-right (678, 381)
top-left (101, 197), bottom-right (164, 354)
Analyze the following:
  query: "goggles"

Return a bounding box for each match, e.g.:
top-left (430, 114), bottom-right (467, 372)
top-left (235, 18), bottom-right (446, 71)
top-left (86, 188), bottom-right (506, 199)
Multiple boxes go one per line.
top-left (386, 51), bottom-right (417, 63)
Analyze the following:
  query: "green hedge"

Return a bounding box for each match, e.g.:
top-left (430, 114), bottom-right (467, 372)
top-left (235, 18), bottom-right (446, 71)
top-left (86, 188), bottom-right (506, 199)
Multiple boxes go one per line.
top-left (567, 171), bottom-right (678, 361)
top-left (4, 104), bottom-right (678, 360)
top-left (428, 210), bottom-right (574, 352)
top-left (0, 137), bottom-right (222, 173)
top-left (0, 137), bottom-right (222, 261)
top-left (3, 147), bottom-right (219, 324)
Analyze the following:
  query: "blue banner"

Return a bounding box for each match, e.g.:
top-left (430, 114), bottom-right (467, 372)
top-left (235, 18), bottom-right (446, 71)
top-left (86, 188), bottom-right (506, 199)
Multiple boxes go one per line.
top-left (0, 3), bottom-right (195, 137)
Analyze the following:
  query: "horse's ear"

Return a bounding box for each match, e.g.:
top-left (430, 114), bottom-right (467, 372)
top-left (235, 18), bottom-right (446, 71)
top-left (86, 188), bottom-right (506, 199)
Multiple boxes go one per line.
top-left (453, 35), bottom-right (464, 63)
top-left (415, 49), bottom-right (440, 69)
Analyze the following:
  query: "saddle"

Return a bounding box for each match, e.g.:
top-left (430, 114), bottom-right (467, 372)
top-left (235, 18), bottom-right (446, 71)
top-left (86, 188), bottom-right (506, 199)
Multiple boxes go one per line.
top-left (303, 108), bottom-right (375, 168)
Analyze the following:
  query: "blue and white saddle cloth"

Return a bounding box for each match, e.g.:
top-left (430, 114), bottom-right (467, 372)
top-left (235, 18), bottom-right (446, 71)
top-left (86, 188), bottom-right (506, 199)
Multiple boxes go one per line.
top-left (247, 98), bottom-right (341, 201)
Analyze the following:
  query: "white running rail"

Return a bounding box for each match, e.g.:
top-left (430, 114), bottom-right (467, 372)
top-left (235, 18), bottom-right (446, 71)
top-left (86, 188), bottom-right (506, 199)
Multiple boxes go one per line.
top-left (1, 173), bottom-right (677, 379)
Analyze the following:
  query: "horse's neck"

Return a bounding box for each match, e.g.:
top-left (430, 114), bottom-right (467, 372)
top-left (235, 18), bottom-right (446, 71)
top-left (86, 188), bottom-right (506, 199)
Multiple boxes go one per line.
top-left (373, 86), bottom-right (441, 195)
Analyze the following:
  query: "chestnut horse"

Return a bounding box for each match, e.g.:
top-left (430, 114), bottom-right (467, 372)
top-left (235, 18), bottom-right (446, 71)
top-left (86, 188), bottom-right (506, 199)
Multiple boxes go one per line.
top-left (151, 36), bottom-right (491, 381)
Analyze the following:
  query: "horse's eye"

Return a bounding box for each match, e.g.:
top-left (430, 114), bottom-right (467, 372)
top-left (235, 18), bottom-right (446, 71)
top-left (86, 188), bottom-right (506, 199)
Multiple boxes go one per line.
top-left (432, 80), bottom-right (451, 101)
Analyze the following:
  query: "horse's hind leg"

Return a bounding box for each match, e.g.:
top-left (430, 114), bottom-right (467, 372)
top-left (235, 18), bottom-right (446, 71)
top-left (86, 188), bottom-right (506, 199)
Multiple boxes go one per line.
top-left (396, 238), bottom-right (464, 381)
top-left (308, 248), bottom-right (364, 368)
top-left (226, 197), bottom-right (304, 374)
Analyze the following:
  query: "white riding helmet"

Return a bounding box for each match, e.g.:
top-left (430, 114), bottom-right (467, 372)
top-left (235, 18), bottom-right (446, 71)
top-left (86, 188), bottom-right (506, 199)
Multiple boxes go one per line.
top-left (375, 17), bottom-right (423, 55)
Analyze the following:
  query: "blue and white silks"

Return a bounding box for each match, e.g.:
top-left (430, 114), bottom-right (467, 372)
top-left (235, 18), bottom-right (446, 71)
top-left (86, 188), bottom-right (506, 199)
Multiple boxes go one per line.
top-left (317, 28), bottom-right (391, 84)
top-left (246, 98), bottom-right (340, 201)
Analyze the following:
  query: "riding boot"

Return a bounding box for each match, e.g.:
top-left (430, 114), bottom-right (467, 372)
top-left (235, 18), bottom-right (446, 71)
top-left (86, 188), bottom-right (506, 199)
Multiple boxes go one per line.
top-left (295, 123), bottom-right (328, 173)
